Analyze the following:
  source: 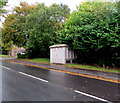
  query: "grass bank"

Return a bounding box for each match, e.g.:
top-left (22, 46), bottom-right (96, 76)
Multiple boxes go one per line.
top-left (20, 58), bottom-right (120, 73)
top-left (0, 54), bottom-right (11, 57)
top-left (21, 58), bottom-right (50, 64)
top-left (65, 63), bottom-right (120, 73)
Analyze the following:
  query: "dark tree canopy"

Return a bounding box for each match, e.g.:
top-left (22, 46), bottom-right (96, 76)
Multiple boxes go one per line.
top-left (24, 3), bottom-right (70, 58)
top-left (59, 1), bottom-right (120, 67)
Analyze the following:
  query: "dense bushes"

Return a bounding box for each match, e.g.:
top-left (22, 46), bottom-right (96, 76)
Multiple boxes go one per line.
top-left (17, 53), bottom-right (26, 58)
top-left (59, 1), bottom-right (120, 67)
top-left (24, 3), bottom-right (70, 58)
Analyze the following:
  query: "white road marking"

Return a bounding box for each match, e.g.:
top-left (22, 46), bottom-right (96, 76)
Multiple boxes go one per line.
top-left (1, 66), bottom-right (11, 70)
top-left (1, 65), bottom-right (113, 102)
top-left (1, 65), bottom-right (49, 83)
top-left (74, 90), bottom-right (112, 103)
top-left (19, 72), bottom-right (49, 83)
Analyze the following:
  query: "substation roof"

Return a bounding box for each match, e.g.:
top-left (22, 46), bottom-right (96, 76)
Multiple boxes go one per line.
top-left (49, 44), bottom-right (68, 48)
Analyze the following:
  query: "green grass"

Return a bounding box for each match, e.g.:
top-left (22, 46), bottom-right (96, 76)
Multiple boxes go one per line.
top-left (22, 58), bottom-right (50, 63)
top-left (20, 58), bottom-right (120, 73)
top-left (0, 54), bottom-right (11, 57)
top-left (65, 63), bottom-right (120, 73)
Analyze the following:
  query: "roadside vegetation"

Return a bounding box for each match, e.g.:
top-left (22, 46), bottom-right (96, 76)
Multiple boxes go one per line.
top-left (1, 0), bottom-right (120, 69)
top-left (20, 58), bottom-right (120, 73)
top-left (21, 58), bottom-right (50, 64)
top-left (0, 54), bottom-right (11, 57)
top-left (65, 64), bottom-right (120, 73)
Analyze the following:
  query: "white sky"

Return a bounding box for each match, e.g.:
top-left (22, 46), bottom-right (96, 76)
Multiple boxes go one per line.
top-left (0, 0), bottom-right (84, 27)
top-left (5, 0), bottom-right (85, 12)
top-left (1, 0), bottom-right (113, 27)
top-left (0, 0), bottom-right (85, 27)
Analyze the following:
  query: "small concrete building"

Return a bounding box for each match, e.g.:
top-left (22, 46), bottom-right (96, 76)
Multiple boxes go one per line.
top-left (50, 44), bottom-right (77, 64)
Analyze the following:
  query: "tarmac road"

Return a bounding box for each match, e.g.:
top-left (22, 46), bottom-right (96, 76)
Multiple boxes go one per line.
top-left (1, 61), bottom-right (120, 102)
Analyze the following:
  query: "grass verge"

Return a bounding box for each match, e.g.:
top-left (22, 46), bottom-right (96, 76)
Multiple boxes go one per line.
top-left (21, 58), bottom-right (50, 64)
top-left (65, 63), bottom-right (120, 73)
top-left (20, 58), bottom-right (120, 73)
top-left (0, 54), bottom-right (11, 57)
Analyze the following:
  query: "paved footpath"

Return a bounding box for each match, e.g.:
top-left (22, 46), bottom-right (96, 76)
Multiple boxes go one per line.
top-left (3, 58), bottom-right (120, 84)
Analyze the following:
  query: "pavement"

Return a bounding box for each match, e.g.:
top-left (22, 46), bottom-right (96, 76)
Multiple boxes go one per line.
top-left (2, 57), bottom-right (120, 83)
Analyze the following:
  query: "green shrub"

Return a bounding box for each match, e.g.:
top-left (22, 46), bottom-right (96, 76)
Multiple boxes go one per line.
top-left (59, 1), bottom-right (120, 68)
top-left (17, 53), bottom-right (26, 58)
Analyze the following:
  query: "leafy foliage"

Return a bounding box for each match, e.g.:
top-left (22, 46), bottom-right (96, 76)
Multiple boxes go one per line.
top-left (24, 3), bottom-right (70, 58)
top-left (17, 53), bottom-right (26, 58)
top-left (0, 0), bottom-right (7, 14)
top-left (2, 2), bottom-right (36, 49)
top-left (59, 1), bottom-right (120, 67)
top-left (2, 1), bottom-right (119, 68)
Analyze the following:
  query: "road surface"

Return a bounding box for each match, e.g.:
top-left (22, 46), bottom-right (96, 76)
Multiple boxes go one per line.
top-left (1, 61), bottom-right (120, 102)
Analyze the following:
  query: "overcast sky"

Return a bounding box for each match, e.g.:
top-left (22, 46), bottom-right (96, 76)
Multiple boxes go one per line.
top-left (0, 0), bottom-right (85, 27)
top-left (1, 0), bottom-right (113, 27)
top-left (5, 0), bottom-right (85, 12)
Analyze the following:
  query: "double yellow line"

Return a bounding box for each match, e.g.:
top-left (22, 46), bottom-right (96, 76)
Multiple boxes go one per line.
top-left (4, 59), bottom-right (120, 84)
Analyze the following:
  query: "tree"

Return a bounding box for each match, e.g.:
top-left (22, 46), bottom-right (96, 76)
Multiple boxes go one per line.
top-left (59, 1), bottom-right (120, 67)
top-left (0, 0), bottom-right (8, 54)
top-left (2, 2), bottom-right (36, 50)
top-left (0, 0), bottom-right (7, 14)
top-left (24, 3), bottom-right (70, 58)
